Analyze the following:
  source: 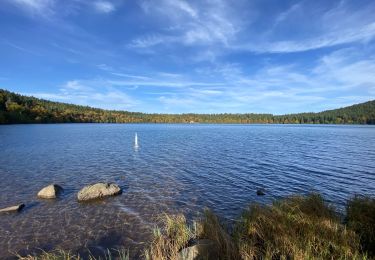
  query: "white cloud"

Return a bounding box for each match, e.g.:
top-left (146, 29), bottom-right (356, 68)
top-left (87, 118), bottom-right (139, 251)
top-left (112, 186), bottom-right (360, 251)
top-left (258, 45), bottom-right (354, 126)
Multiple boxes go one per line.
top-left (93, 1), bottom-right (115, 13)
top-left (239, 22), bottom-right (375, 53)
top-left (97, 64), bottom-right (113, 71)
top-left (108, 79), bottom-right (223, 88)
top-left (110, 73), bottom-right (152, 80)
top-left (313, 48), bottom-right (375, 90)
top-left (236, 1), bottom-right (375, 53)
top-left (3, 41), bottom-right (41, 55)
top-left (132, 0), bottom-right (375, 54)
top-left (9, 0), bottom-right (55, 16)
top-left (22, 46), bottom-right (375, 114)
top-left (128, 34), bottom-right (175, 48)
top-left (61, 80), bottom-right (92, 92)
top-left (28, 79), bottom-right (138, 110)
top-left (132, 0), bottom-right (241, 49)
top-left (153, 46), bottom-right (375, 113)
top-left (166, 0), bottom-right (197, 18)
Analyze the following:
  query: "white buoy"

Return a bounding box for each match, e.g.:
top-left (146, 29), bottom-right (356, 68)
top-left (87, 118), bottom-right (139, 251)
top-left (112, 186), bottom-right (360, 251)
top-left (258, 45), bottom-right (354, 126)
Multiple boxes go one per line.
top-left (134, 132), bottom-right (139, 149)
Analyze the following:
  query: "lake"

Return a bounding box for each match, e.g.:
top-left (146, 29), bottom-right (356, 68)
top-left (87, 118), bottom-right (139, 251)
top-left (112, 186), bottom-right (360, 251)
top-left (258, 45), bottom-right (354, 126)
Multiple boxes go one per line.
top-left (0, 124), bottom-right (374, 258)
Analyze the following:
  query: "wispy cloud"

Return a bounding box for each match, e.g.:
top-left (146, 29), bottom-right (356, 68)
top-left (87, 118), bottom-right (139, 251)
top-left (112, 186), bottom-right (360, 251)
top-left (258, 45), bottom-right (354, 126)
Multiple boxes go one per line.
top-left (93, 1), bottom-right (115, 13)
top-left (131, 0), bottom-right (375, 54)
top-left (2, 0), bottom-right (375, 114)
top-left (238, 23), bottom-right (375, 53)
top-left (131, 0), bottom-right (241, 49)
top-left (6, 0), bottom-right (116, 17)
top-left (128, 34), bottom-right (175, 48)
top-left (147, 47), bottom-right (375, 113)
top-left (28, 80), bottom-right (139, 110)
top-left (110, 73), bottom-right (152, 80)
top-left (2, 40), bottom-right (41, 56)
top-left (22, 45), bottom-right (375, 114)
top-left (9, 0), bottom-right (55, 16)
top-left (236, 1), bottom-right (375, 53)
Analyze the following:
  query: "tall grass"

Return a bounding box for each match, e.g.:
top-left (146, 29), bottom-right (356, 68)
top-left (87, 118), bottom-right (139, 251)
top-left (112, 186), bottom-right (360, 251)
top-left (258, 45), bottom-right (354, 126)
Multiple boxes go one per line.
top-left (145, 214), bottom-right (193, 260)
top-left (196, 210), bottom-right (239, 259)
top-left (144, 214), bottom-right (192, 260)
top-left (145, 194), bottom-right (367, 260)
top-left (234, 194), bottom-right (363, 259)
top-left (17, 248), bottom-right (129, 260)
top-left (144, 210), bottom-right (239, 260)
top-left (346, 195), bottom-right (375, 258)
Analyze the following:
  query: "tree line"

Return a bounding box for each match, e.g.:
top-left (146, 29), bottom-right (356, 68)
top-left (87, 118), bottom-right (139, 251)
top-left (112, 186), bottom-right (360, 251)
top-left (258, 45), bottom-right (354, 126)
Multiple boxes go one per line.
top-left (1, 89), bottom-right (374, 124)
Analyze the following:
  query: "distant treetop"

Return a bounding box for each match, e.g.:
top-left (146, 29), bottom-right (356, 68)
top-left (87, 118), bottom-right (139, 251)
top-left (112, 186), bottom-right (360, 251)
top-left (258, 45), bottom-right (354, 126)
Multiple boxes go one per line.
top-left (0, 89), bottom-right (374, 124)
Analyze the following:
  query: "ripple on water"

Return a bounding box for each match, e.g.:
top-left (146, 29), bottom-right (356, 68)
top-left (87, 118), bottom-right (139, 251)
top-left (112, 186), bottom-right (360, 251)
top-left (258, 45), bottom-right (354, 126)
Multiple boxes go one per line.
top-left (0, 124), bottom-right (374, 258)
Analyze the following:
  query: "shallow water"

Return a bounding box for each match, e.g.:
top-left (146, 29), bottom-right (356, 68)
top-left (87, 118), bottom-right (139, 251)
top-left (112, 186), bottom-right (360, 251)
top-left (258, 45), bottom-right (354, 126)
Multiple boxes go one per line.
top-left (0, 124), bottom-right (374, 258)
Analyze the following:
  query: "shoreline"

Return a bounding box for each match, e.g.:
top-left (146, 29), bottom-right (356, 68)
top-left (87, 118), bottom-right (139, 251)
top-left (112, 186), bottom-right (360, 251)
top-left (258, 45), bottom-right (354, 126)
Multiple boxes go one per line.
top-left (1, 89), bottom-right (374, 124)
top-left (10, 193), bottom-right (375, 259)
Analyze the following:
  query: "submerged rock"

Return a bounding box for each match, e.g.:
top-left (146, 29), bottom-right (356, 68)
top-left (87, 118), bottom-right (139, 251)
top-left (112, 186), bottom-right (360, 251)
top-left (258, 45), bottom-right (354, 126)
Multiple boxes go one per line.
top-left (77, 183), bottom-right (122, 201)
top-left (37, 184), bottom-right (63, 199)
top-left (257, 188), bottom-right (266, 196)
top-left (0, 204), bottom-right (25, 213)
top-left (178, 239), bottom-right (217, 260)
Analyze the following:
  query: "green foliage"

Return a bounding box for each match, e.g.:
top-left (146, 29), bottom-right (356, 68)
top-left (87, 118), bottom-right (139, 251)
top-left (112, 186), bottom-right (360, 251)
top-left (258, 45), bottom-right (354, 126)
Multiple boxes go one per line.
top-left (1, 89), bottom-right (374, 124)
top-left (346, 196), bottom-right (375, 257)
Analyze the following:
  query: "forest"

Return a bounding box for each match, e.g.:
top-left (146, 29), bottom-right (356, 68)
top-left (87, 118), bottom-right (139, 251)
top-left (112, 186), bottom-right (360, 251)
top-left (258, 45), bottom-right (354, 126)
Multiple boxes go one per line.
top-left (1, 89), bottom-right (374, 124)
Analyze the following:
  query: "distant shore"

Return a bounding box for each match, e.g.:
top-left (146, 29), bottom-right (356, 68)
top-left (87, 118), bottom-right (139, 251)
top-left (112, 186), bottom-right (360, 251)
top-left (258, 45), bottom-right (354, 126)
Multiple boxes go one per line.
top-left (1, 89), bottom-right (375, 124)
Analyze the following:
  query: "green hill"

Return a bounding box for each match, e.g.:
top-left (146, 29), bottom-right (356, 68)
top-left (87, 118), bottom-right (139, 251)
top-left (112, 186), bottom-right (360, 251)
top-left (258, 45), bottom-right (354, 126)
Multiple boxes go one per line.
top-left (0, 89), bottom-right (374, 124)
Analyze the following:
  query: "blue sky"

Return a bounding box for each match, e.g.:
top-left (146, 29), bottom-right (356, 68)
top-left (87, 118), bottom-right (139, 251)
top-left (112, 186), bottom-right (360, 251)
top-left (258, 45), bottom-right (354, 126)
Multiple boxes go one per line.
top-left (0, 0), bottom-right (375, 114)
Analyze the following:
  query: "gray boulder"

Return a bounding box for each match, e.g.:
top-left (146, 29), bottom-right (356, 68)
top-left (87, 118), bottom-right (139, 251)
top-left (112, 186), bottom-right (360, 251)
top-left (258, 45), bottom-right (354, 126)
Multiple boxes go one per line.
top-left (0, 204), bottom-right (25, 213)
top-left (77, 183), bottom-right (122, 201)
top-left (178, 239), bottom-right (217, 260)
top-left (37, 184), bottom-right (63, 199)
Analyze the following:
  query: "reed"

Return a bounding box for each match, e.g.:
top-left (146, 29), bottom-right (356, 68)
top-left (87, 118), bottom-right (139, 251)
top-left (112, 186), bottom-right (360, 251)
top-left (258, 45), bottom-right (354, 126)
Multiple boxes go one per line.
top-left (234, 193), bottom-right (363, 259)
top-left (144, 213), bottom-right (192, 260)
top-left (17, 248), bottom-right (129, 260)
top-left (346, 195), bottom-right (375, 257)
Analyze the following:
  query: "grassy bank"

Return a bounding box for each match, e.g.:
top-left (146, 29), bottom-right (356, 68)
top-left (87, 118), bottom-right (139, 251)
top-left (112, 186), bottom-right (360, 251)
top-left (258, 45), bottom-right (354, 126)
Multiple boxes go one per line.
top-left (17, 194), bottom-right (375, 259)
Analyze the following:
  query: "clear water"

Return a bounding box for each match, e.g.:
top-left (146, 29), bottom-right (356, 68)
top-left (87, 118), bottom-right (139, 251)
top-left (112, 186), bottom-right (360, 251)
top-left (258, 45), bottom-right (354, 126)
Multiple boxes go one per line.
top-left (0, 124), bottom-right (374, 258)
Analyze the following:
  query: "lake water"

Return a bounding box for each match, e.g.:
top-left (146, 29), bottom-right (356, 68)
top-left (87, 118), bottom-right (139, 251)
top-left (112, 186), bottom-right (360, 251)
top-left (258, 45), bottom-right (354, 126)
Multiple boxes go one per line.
top-left (0, 124), bottom-right (374, 258)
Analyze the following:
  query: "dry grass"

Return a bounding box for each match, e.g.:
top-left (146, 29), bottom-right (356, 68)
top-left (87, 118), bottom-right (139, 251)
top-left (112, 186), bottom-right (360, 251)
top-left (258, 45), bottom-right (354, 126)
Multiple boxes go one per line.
top-left (144, 194), bottom-right (369, 259)
top-left (144, 214), bottom-right (193, 260)
top-left (17, 248), bottom-right (129, 260)
top-left (346, 195), bottom-right (375, 258)
top-left (196, 210), bottom-right (239, 259)
top-left (17, 250), bottom-right (80, 260)
top-left (234, 193), bottom-right (364, 259)
top-left (144, 210), bottom-right (238, 260)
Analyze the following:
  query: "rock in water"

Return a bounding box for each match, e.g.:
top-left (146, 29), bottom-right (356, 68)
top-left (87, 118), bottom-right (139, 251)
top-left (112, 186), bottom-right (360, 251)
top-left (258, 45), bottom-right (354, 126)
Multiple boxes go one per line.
top-left (178, 239), bottom-right (217, 260)
top-left (77, 183), bottom-right (122, 201)
top-left (257, 188), bottom-right (266, 196)
top-left (37, 184), bottom-right (63, 199)
top-left (0, 204), bottom-right (25, 213)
